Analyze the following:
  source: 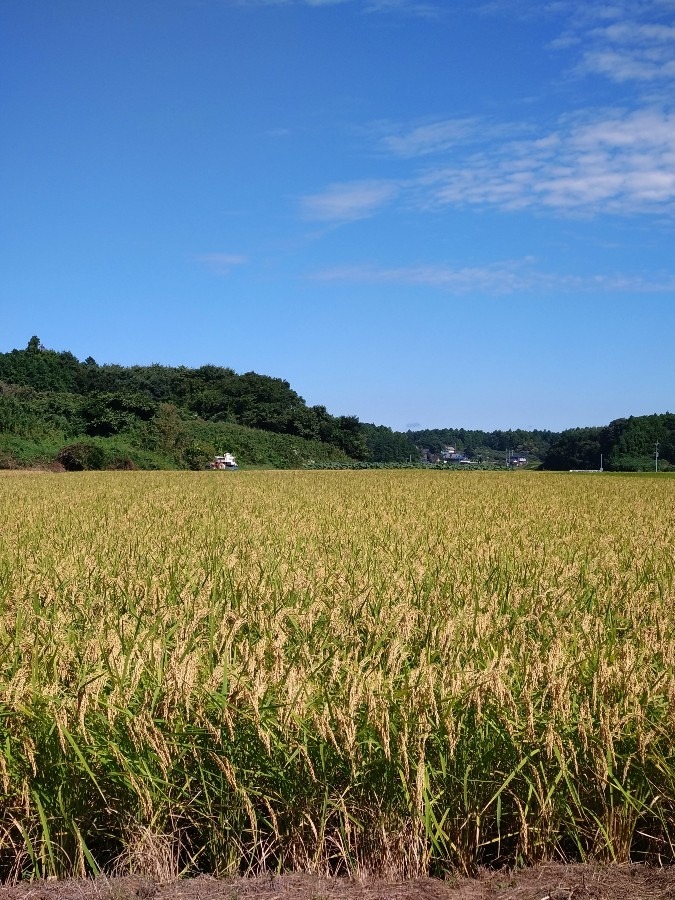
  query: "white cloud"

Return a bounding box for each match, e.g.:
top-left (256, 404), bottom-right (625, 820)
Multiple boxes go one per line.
top-left (579, 21), bottom-right (675, 82)
top-left (480, 0), bottom-right (675, 23)
top-left (477, 1), bottom-right (675, 86)
top-left (301, 180), bottom-right (399, 222)
top-left (311, 259), bottom-right (675, 294)
top-left (362, 0), bottom-right (440, 13)
top-left (304, 108), bottom-right (675, 222)
top-left (312, 260), bottom-right (538, 293)
top-left (233, 0), bottom-right (439, 11)
top-left (379, 117), bottom-right (484, 157)
top-left (373, 116), bottom-right (531, 160)
top-left (294, 3), bottom-right (675, 222)
top-left (195, 253), bottom-right (248, 275)
top-left (420, 108), bottom-right (675, 215)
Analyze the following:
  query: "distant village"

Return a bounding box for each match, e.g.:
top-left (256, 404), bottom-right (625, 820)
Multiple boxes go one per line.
top-left (418, 446), bottom-right (529, 467)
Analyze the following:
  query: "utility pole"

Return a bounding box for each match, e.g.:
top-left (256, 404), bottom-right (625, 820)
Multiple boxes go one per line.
top-left (655, 442), bottom-right (660, 473)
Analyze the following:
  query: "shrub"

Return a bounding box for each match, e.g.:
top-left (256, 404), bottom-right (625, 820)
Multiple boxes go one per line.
top-left (56, 442), bottom-right (107, 471)
top-left (106, 456), bottom-right (137, 471)
top-left (0, 453), bottom-right (18, 470)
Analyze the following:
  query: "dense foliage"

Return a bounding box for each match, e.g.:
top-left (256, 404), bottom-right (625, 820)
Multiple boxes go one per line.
top-left (360, 423), bottom-right (419, 462)
top-left (544, 414), bottom-right (675, 471)
top-left (0, 338), bottom-right (367, 468)
top-left (408, 426), bottom-right (556, 461)
top-left (1, 337), bottom-right (672, 470)
top-left (410, 418), bottom-right (675, 471)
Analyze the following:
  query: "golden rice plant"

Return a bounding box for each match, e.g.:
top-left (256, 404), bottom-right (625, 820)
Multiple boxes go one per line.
top-left (0, 469), bottom-right (674, 880)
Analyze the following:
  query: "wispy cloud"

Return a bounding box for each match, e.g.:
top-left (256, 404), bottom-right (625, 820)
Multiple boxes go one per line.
top-left (480, 1), bottom-right (675, 25)
top-left (361, 0), bottom-right (441, 14)
top-left (373, 116), bottom-right (531, 159)
top-left (578, 20), bottom-right (675, 83)
top-left (378, 117), bottom-right (484, 158)
top-left (478, 1), bottom-right (675, 86)
top-left (312, 259), bottom-right (539, 293)
top-left (195, 253), bottom-right (248, 275)
top-left (233, 0), bottom-right (440, 12)
top-left (232, 0), bottom-right (346, 8)
top-left (301, 179), bottom-right (399, 222)
top-left (296, 3), bottom-right (675, 221)
top-left (336, 107), bottom-right (675, 218)
top-left (421, 108), bottom-right (675, 215)
top-left (311, 258), bottom-right (675, 294)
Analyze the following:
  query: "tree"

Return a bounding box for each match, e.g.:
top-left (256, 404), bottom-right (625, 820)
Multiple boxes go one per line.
top-left (57, 442), bottom-right (106, 471)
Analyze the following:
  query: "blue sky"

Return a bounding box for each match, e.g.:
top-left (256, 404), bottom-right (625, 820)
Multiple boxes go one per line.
top-left (2, 0), bottom-right (674, 431)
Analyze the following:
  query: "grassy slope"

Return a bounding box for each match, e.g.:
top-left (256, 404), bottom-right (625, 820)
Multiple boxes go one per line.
top-left (0, 420), bottom-right (352, 470)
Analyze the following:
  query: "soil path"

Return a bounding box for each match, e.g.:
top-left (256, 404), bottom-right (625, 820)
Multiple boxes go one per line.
top-left (1, 865), bottom-right (675, 900)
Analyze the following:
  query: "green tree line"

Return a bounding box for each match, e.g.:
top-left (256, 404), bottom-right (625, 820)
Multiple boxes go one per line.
top-left (407, 426), bottom-right (556, 459)
top-left (0, 338), bottom-right (367, 469)
top-left (544, 414), bottom-right (675, 471)
top-left (1, 338), bottom-right (671, 471)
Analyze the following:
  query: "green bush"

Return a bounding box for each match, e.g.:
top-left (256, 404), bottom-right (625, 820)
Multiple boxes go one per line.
top-left (0, 453), bottom-right (18, 470)
top-left (56, 442), bottom-right (107, 471)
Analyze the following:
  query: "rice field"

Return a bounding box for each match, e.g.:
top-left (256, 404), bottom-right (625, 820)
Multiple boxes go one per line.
top-left (1, 469), bottom-right (675, 881)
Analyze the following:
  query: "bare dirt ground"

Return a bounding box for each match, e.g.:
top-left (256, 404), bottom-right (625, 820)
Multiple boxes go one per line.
top-left (2, 865), bottom-right (675, 900)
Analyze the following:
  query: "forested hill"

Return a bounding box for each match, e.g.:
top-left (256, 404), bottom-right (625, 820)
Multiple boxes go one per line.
top-left (410, 418), bottom-right (674, 471)
top-left (408, 427), bottom-right (556, 462)
top-left (1, 338), bottom-right (672, 471)
top-left (544, 413), bottom-right (675, 471)
top-left (0, 337), bottom-right (368, 469)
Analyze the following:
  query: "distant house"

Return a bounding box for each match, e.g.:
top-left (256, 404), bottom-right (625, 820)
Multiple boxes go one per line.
top-left (510, 455), bottom-right (528, 467)
top-left (420, 446), bottom-right (476, 464)
top-left (441, 446), bottom-right (468, 462)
